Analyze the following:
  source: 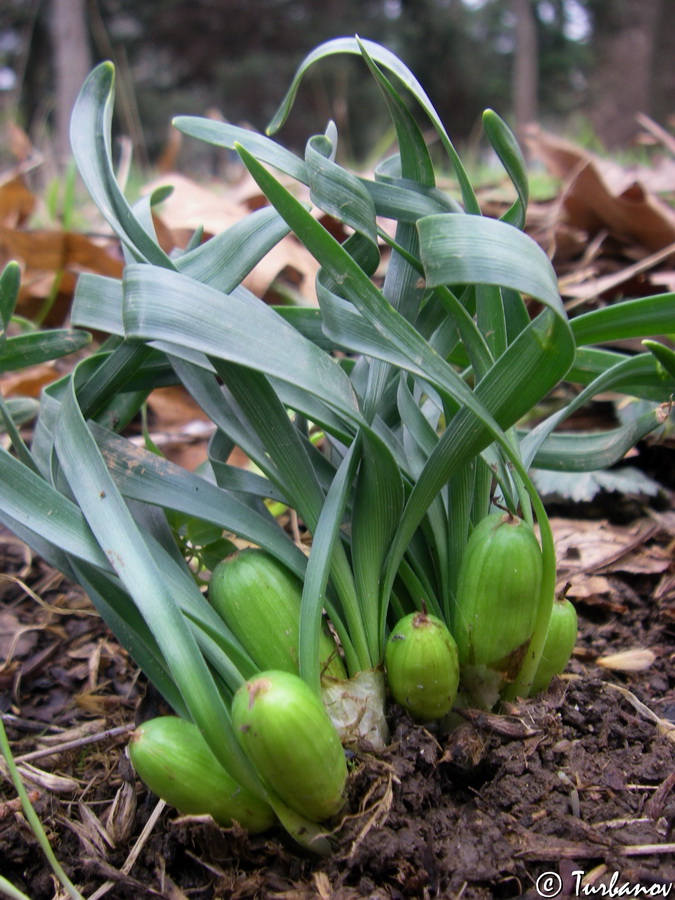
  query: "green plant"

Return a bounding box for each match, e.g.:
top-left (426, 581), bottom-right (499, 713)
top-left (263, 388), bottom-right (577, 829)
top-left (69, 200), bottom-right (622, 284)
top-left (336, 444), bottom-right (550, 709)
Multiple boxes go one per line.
top-left (0, 718), bottom-right (85, 900)
top-left (0, 37), bottom-right (673, 851)
top-left (530, 595), bottom-right (579, 695)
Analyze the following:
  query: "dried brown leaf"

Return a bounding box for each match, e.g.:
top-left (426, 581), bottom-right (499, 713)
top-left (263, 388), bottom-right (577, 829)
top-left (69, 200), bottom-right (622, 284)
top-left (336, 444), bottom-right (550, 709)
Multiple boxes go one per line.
top-left (0, 226), bottom-right (123, 277)
top-left (0, 364), bottom-right (65, 398)
top-left (0, 176), bottom-right (37, 227)
top-left (525, 128), bottom-right (675, 253)
top-left (551, 518), bottom-right (665, 580)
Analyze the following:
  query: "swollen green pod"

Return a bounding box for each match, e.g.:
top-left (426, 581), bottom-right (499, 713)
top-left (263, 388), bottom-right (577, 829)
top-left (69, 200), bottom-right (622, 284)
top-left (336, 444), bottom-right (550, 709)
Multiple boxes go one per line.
top-left (530, 597), bottom-right (578, 695)
top-left (454, 512), bottom-right (543, 702)
top-left (210, 549), bottom-right (346, 681)
top-left (128, 716), bottom-right (276, 833)
top-left (231, 670), bottom-right (347, 822)
top-left (385, 611), bottom-right (459, 720)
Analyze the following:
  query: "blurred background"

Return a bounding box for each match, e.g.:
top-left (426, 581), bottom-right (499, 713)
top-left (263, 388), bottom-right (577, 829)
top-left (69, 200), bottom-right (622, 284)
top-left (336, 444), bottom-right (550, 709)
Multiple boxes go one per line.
top-left (2, 0), bottom-right (674, 175)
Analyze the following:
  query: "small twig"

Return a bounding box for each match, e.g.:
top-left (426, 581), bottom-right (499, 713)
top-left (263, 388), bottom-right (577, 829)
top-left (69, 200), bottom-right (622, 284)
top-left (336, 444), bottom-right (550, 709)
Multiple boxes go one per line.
top-left (592, 816), bottom-right (652, 830)
top-left (636, 112), bottom-right (675, 156)
top-left (86, 799), bottom-right (166, 900)
top-left (620, 842), bottom-right (675, 857)
top-left (602, 682), bottom-right (675, 746)
top-left (15, 724), bottom-right (136, 764)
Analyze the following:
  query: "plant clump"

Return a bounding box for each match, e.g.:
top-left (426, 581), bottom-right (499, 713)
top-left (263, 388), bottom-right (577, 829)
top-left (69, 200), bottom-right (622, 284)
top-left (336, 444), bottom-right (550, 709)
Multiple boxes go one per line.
top-left (0, 35), bottom-right (673, 859)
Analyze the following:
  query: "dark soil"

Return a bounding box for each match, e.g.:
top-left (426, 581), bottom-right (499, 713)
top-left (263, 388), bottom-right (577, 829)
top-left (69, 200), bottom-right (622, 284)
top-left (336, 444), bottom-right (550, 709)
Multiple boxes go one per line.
top-left (1, 512), bottom-right (675, 900)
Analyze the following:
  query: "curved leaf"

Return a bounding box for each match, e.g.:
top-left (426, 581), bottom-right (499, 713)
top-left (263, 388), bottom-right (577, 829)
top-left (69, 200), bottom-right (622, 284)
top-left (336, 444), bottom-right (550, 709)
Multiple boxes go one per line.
top-left (70, 63), bottom-right (174, 267)
top-left (266, 36), bottom-right (479, 213)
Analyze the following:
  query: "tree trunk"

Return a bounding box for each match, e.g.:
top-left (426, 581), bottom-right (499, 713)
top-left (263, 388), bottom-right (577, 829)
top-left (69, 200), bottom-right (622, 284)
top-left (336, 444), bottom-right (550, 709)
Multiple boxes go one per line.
top-left (587, 0), bottom-right (662, 148)
top-left (650, 0), bottom-right (675, 129)
top-left (511, 0), bottom-right (538, 138)
top-left (50, 0), bottom-right (92, 165)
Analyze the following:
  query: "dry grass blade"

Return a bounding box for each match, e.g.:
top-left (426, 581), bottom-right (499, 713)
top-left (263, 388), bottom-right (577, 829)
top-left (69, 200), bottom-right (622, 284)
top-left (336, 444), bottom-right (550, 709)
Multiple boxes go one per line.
top-left (603, 682), bottom-right (675, 745)
top-left (87, 799), bottom-right (166, 900)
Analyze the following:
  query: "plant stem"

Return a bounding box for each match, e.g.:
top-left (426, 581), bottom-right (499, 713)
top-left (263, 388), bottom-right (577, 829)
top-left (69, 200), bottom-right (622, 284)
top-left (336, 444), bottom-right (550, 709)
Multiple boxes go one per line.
top-left (0, 719), bottom-right (85, 900)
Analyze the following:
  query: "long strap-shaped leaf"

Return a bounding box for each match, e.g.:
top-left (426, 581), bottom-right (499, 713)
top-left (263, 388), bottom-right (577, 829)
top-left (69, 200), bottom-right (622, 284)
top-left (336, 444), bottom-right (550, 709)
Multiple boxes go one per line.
top-left (0, 328), bottom-right (91, 375)
top-left (70, 63), bottom-right (173, 268)
top-left (87, 420), bottom-right (306, 576)
top-left (122, 264), bottom-right (360, 425)
top-left (571, 292), bottom-right (675, 346)
top-left (351, 430), bottom-right (405, 663)
top-left (266, 37), bottom-right (480, 214)
top-left (52, 366), bottom-right (264, 794)
top-left (0, 261), bottom-right (20, 353)
top-left (524, 410), bottom-right (666, 472)
top-left (521, 352), bottom-right (670, 469)
top-left (173, 117), bottom-right (455, 224)
top-left (299, 441), bottom-right (361, 694)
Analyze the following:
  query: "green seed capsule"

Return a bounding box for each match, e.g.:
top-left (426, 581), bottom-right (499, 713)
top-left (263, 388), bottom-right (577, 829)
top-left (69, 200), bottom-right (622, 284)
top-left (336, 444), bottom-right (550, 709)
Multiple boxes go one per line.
top-left (128, 716), bottom-right (276, 833)
top-left (231, 670), bottom-right (347, 822)
top-left (454, 512), bottom-right (543, 682)
top-left (385, 612), bottom-right (459, 720)
top-left (210, 549), bottom-right (346, 681)
top-left (530, 597), bottom-right (578, 695)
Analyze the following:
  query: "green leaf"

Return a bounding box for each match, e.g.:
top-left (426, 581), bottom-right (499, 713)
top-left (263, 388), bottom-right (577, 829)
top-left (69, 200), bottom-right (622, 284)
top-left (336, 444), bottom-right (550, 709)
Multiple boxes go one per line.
top-left (0, 445), bottom-right (111, 571)
top-left (482, 109), bottom-right (529, 229)
top-left (521, 353), bottom-right (669, 469)
top-left (88, 419), bottom-right (306, 580)
top-left (299, 441), bottom-right (361, 693)
top-left (568, 347), bottom-right (674, 401)
top-left (0, 261), bottom-right (21, 353)
top-left (643, 339), bottom-right (675, 381)
top-left (122, 264), bottom-right (361, 425)
top-left (0, 329), bottom-right (91, 374)
top-left (351, 430), bottom-right (405, 662)
top-left (526, 408), bottom-right (665, 472)
top-left (176, 204), bottom-right (291, 292)
top-left (571, 294), bottom-right (675, 346)
top-left (70, 62), bottom-right (174, 267)
top-left (0, 396), bottom-right (38, 430)
top-left (174, 117), bottom-right (308, 182)
top-left (175, 115), bottom-right (455, 223)
top-left (418, 214), bottom-right (566, 321)
top-left (358, 38), bottom-right (435, 187)
top-left (266, 37), bottom-right (479, 213)
top-left (52, 366), bottom-right (264, 797)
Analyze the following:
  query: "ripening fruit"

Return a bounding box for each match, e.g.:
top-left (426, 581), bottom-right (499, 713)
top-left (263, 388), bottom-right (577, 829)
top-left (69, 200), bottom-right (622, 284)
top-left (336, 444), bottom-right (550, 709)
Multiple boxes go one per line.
top-left (210, 549), bottom-right (346, 681)
top-left (128, 716), bottom-right (276, 833)
top-left (454, 512), bottom-right (543, 683)
top-left (231, 670), bottom-right (347, 822)
top-left (385, 611), bottom-right (459, 720)
top-left (530, 597), bottom-right (578, 695)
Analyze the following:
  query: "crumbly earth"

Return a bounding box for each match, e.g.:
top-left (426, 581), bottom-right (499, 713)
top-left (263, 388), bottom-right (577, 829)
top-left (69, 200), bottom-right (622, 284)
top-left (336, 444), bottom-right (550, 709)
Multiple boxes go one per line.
top-left (1, 513), bottom-right (674, 899)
